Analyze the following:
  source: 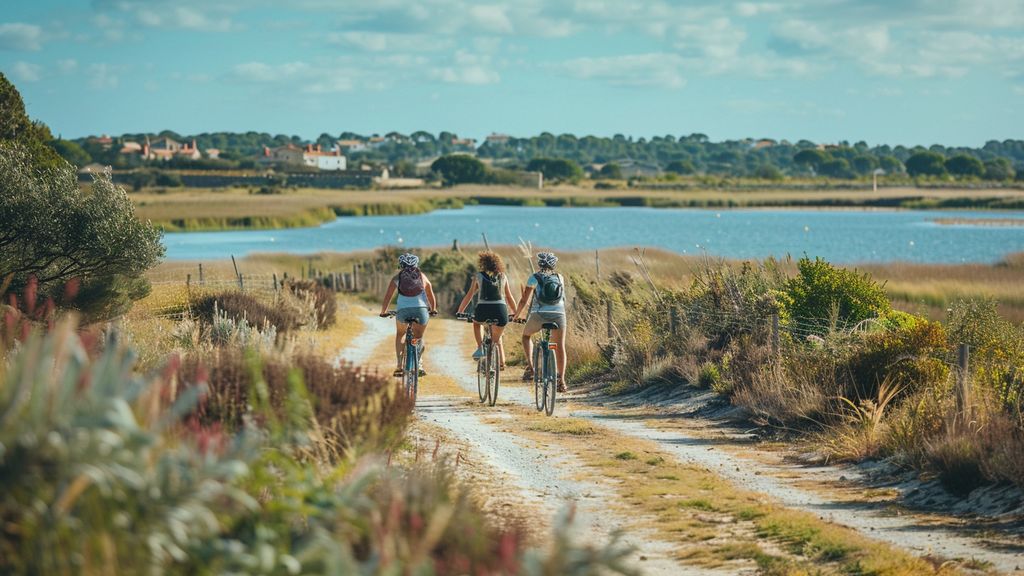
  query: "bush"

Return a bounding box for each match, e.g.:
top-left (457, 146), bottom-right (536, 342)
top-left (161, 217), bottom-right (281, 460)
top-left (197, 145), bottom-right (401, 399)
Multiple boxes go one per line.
top-left (431, 155), bottom-right (488, 185)
top-left (846, 318), bottom-right (950, 401)
top-left (193, 291), bottom-right (301, 333)
top-left (697, 361), bottom-right (721, 389)
top-left (0, 148), bottom-right (164, 321)
top-left (784, 257), bottom-right (890, 334)
top-left (285, 279), bottom-right (337, 328)
top-left (946, 298), bottom-right (1024, 414)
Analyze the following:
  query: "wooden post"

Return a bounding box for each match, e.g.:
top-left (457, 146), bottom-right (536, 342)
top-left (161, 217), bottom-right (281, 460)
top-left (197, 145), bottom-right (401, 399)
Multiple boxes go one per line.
top-left (273, 273), bottom-right (279, 292)
top-left (231, 255), bottom-right (243, 290)
top-left (670, 306), bottom-right (679, 336)
top-left (957, 344), bottom-right (971, 416)
top-left (606, 300), bottom-right (614, 339)
top-left (186, 273), bottom-right (191, 291)
top-left (198, 263), bottom-right (204, 286)
top-left (595, 250), bottom-right (601, 280)
top-left (481, 232), bottom-right (490, 251)
top-left (331, 273), bottom-right (339, 292)
top-left (239, 274), bottom-right (245, 292)
top-left (452, 239), bottom-right (460, 252)
top-left (771, 312), bottom-right (780, 357)
top-left (353, 264), bottom-right (360, 292)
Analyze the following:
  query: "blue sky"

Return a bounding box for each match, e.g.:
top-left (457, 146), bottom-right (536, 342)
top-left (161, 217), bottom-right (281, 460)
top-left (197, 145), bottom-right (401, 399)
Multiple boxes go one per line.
top-left (1, 0), bottom-right (1022, 145)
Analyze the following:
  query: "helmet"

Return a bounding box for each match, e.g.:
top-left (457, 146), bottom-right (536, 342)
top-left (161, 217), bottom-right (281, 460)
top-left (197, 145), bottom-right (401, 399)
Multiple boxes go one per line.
top-left (537, 252), bottom-right (558, 269)
top-left (398, 253), bottom-right (420, 268)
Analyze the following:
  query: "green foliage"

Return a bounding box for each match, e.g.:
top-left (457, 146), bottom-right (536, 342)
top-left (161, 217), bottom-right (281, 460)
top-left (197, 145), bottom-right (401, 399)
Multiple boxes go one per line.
top-left (664, 159), bottom-right (696, 175)
top-left (598, 162), bottom-right (623, 179)
top-left (0, 73), bottom-right (63, 169)
top-left (698, 362), bottom-right (722, 389)
top-left (983, 157), bottom-right (1015, 181)
top-left (47, 138), bottom-right (92, 167)
top-left (846, 318), bottom-right (950, 400)
top-left (0, 148), bottom-right (164, 321)
top-left (946, 299), bottom-right (1024, 413)
top-left (419, 250), bottom-right (474, 299)
top-left (944, 154), bottom-right (984, 178)
top-left (431, 154), bottom-right (488, 185)
top-left (753, 164), bottom-right (784, 180)
top-left (792, 149), bottom-right (830, 169)
top-left (526, 157), bottom-right (584, 183)
top-left (784, 257), bottom-right (891, 334)
top-left (905, 151), bottom-right (948, 177)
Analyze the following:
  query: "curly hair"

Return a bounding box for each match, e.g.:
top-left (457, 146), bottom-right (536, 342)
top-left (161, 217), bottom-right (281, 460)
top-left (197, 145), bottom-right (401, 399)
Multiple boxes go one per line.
top-left (477, 251), bottom-right (505, 275)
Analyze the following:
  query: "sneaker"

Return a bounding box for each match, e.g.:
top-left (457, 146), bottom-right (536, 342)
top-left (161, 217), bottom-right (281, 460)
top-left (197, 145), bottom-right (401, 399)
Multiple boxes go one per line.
top-left (472, 347), bottom-right (484, 360)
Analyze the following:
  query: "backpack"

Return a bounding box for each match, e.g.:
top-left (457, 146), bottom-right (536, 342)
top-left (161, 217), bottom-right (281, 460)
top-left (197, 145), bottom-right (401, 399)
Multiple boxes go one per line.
top-left (479, 272), bottom-right (503, 302)
top-left (533, 273), bottom-right (563, 306)
top-left (397, 267), bottom-right (424, 297)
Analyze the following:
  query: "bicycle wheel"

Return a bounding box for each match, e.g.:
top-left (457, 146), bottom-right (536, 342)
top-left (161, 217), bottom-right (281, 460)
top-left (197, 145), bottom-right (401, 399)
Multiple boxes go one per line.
top-left (404, 344), bottom-right (418, 402)
top-left (477, 341), bottom-right (487, 402)
top-left (533, 342), bottom-right (544, 411)
top-left (544, 347), bottom-right (556, 416)
top-left (487, 339), bottom-right (500, 406)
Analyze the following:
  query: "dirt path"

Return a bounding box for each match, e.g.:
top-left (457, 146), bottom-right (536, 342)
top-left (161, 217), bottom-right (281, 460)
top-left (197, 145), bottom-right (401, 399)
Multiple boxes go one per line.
top-left (335, 312), bottom-right (1023, 574)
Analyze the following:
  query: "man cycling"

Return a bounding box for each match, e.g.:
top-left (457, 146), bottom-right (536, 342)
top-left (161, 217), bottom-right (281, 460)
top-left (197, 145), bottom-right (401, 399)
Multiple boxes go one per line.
top-left (379, 253), bottom-right (437, 377)
top-left (511, 252), bottom-right (568, 392)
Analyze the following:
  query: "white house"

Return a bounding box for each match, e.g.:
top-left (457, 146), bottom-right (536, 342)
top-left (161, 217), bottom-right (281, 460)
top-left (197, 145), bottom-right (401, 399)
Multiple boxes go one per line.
top-left (260, 144), bottom-right (347, 170)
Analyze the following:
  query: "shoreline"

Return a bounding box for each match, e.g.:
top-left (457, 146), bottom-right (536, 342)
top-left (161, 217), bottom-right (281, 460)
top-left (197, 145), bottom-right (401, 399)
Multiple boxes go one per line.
top-left (151, 192), bottom-right (1024, 233)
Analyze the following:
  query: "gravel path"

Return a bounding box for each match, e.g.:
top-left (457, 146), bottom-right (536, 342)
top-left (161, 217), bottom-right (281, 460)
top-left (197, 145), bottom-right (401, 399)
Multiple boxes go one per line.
top-left (335, 313), bottom-right (1023, 574)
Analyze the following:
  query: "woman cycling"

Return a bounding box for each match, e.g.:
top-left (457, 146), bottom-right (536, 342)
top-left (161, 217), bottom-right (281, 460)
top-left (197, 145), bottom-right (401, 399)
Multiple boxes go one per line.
top-left (456, 251), bottom-right (518, 369)
top-left (511, 252), bottom-right (568, 392)
top-left (379, 253), bottom-right (437, 377)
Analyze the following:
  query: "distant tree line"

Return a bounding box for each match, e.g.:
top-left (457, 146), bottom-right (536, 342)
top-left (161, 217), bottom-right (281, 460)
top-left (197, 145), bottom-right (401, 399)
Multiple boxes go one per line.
top-left (55, 129), bottom-right (1023, 182)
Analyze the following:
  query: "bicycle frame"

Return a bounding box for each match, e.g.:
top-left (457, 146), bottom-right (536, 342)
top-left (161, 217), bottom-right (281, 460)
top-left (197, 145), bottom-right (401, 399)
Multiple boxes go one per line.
top-left (460, 314), bottom-right (500, 406)
top-left (532, 324), bottom-right (558, 416)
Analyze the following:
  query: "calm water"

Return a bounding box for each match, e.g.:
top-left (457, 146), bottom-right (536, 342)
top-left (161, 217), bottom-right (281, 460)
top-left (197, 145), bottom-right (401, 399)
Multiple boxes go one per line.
top-left (163, 206), bottom-right (1024, 264)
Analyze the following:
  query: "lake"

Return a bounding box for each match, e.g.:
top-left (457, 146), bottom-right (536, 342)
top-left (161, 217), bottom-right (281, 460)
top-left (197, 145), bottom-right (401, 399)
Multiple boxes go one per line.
top-left (163, 206), bottom-right (1024, 264)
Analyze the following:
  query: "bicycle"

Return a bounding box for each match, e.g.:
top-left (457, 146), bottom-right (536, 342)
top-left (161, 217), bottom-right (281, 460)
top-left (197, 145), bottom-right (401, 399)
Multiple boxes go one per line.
top-left (382, 310), bottom-right (435, 403)
top-left (458, 313), bottom-right (501, 406)
top-left (516, 319), bottom-right (559, 416)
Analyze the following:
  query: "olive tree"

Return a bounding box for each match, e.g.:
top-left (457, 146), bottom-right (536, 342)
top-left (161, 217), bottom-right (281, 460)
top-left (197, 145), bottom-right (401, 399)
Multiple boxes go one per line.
top-left (0, 147), bottom-right (165, 320)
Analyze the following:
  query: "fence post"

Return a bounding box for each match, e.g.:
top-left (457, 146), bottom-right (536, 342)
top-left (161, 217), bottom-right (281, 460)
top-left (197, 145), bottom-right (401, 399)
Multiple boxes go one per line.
top-left (606, 300), bottom-right (613, 339)
top-left (273, 273), bottom-right (279, 292)
top-left (352, 264), bottom-right (360, 291)
top-left (957, 343), bottom-right (971, 416)
top-left (198, 263), bottom-right (204, 286)
top-left (670, 306), bottom-right (679, 337)
top-left (239, 274), bottom-right (245, 292)
top-left (595, 250), bottom-right (601, 280)
top-left (231, 255), bottom-right (243, 291)
top-left (186, 273), bottom-right (191, 291)
top-left (771, 312), bottom-right (780, 357)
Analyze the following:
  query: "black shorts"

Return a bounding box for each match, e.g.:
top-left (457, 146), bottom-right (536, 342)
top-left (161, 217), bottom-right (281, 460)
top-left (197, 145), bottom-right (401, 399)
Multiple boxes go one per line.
top-left (474, 303), bottom-right (509, 326)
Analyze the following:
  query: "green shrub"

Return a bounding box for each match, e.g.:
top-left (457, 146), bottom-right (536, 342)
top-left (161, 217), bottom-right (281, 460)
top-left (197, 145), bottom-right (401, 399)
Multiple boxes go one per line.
top-left (846, 318), bottom-right (950, 401)
top-left (784, 257), bottom-right (890, 334)
top-left (946, 298), bottom-right (1024, 413)
top-left (697, 362), bottom-right (721, 389)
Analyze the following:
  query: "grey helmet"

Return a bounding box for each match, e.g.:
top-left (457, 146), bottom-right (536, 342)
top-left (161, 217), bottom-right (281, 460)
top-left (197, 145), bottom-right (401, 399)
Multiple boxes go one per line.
top-left (537, 252), bottom-right (558, 270)
top-left (398, 253), bottom-right (420, 268)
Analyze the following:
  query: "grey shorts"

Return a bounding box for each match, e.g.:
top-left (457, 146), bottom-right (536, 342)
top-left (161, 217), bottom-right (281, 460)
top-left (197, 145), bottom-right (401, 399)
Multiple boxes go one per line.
top-left (524, 311), bottom-right (566, 334)
top-left (396, 307), bottom-right (429, 326)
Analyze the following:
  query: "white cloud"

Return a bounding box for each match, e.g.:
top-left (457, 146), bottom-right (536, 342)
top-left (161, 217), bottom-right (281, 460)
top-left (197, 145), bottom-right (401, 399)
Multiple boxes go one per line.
top-left (554, 53), bottom-right (687, 88)
top-left (88, 63), bottom-right (120, 90)
top-left (231, 55), bottom-right (436, 92)
top-left (429, 51), bottom-right (500, 84)
top-left (92, 1), bottom-right (238, 32)
top-left (10, 61), bottom-right (42, 83)
top-left (735, 2), bottom-right (782, 17)
top-left (57, 59), bottom-right (78, 74)
top-left (0, 23), bottom-right (44, 51)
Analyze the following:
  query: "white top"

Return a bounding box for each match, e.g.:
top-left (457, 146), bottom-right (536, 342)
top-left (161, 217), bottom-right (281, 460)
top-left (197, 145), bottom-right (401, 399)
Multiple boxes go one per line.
top-left (527, 272), bottom-right (565, 313)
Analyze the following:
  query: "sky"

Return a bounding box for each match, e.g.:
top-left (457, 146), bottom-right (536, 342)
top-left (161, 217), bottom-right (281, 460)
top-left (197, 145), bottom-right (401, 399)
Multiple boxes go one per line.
top-left (1, 0), bottom-right (1022, 146)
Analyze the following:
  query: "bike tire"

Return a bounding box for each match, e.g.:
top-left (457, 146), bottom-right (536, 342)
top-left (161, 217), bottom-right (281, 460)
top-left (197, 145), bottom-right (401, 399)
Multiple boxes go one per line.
top-left (544, 347), bottom-right (556, 416)
top-left (487, 340), bottom-right (499, 406)
top-left (533, 343), bottom-right (544, 411)
top-left (405, 344), bottom-right (418, 403)
top-left (477, 343), bottom-right (487, 403)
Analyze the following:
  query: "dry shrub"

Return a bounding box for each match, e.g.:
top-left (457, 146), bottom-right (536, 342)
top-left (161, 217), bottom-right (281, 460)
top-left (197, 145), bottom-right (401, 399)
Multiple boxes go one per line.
top-left (179, 347), bottom-right (412, 453)
top-left (733, 347), bottom-right (840, 429)
top-left (845, 318), bottom-right (950, 401)
top-left (977, 411), bottom-right (1024, 487)
top-left (285, 279), bottom-right (337, 328)
top-left (885, 386), bottom-right (952, 467)
top-left (193, 291), bottom-right (301, 333)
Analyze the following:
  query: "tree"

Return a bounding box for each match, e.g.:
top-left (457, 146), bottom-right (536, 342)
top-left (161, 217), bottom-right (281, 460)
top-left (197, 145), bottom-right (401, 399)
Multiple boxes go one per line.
top-left (851, 155), bottom-right (878, 175)
top-left (944, 154), bottom-right (984, 178)
top-left (598, 162), bottom-right (623, 179)
top-left (983, 158), bottom-right (1015, 181)
top-left (819, 158), bottom-right (854, 179)
top-left (905, 151), bottom-right (947, 177)
top-left (48, 138), bottom-right (92, 167)
top-left (431, 155), bottom-right (487, 185)
top-left (665, 159), bottom-right (696, 175)
top-left (525, 158), bottom-right (583, 183)
top-left (878, 155), bottom-right (903, 174)
top-left (0, 148), bottom-right (165, 320)
top-left (0, 73), bottom-right (62, 169)
top-left (793, 149), bottom-right (830, 171)
top-left (753, 164), bottom-right (784, 181)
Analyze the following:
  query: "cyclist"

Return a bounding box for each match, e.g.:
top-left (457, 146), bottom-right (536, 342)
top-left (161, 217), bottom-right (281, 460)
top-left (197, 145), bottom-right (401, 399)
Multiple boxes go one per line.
top-left (456, 251), bottom-right (518, 369)
top-left (511, 252), bottom-right (568, 392)
top-left (379, 253), bottom-right (437, 377)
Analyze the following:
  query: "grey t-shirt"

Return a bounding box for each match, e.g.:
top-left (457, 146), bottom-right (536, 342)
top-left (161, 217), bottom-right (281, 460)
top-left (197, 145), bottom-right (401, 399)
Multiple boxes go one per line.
top-left (527, 273), bottom-right (565, 313)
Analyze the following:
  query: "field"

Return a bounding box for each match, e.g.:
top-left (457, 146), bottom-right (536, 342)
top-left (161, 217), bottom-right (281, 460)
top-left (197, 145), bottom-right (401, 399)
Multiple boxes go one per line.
top-left (125, 184), bottom-right (1024, 231)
